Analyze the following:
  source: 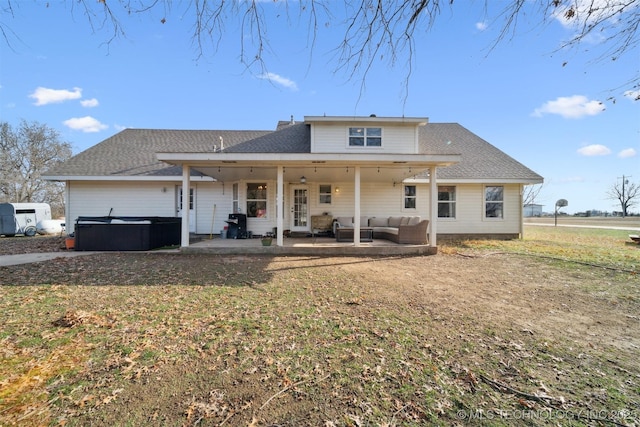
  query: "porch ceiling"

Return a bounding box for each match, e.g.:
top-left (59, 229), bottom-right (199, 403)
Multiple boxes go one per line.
top-left (157, 152), bottom-right (461, 184)
top-left (192, 165), bottom-right (427, 183)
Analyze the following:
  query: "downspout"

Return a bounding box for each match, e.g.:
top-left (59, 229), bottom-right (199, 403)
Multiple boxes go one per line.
top-left (277, 166), bottom-right (284, 246)
top-left (354, 166), bottom-right (361, 247)
top-left (181, 164), bottom-right (191, 248)
top-left (429, 167), bottom-right (437, 247)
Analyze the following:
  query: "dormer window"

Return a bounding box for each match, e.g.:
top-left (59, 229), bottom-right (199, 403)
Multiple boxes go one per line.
top-left (349, 127), bottom-right (382, 147)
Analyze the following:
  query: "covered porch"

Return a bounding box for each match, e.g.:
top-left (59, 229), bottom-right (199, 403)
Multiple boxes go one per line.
top-left (157, 152), bottom-right (460, 252)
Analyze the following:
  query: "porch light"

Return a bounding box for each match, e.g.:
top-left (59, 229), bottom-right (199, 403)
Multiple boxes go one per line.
top-left (335, 187), bottom-right (340, 193)
top-left (300, 176), bottom-right (307, 183)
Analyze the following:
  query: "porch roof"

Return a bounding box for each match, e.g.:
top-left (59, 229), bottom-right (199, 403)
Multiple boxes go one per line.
top-left (155, 152), bottom-right (461, 183)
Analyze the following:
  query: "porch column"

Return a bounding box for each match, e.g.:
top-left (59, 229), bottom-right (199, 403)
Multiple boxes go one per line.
top-left (276, 166), bottom-right (284, 247)
top-left (181, 164), bottom-right (191, 248)
top-left (354, 166), bottom-right (361, 247)
top-left (429, 166), bottom-right (437, 247)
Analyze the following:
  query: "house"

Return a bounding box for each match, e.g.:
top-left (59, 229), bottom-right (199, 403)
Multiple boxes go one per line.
top-left (43, 115), bottom-right (543, 249)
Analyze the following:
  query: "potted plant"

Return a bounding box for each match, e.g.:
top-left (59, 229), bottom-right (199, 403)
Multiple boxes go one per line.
top-left (261, 233), bottom-right (273, 246)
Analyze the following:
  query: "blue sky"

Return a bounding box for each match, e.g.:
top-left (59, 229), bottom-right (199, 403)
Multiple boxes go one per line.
top-left (1, 1), bottom-right (638, 214)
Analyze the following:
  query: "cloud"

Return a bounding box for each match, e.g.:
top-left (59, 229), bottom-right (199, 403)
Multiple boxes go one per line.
top-left (30, 87), bottom-right (82, 106)
top-left (63, 116), bottom-right (108, 133)
top-left (475, 21), bottom-right (488, 31)
top-left (624, 90), bottom-right (640, 101)
top-left (81, 98), bottom-right (99, 107)
top-left (618, 148), bottom-right (637, 158)
top-left (532, 95), bottom-right (604, 118)
top-left (577, 144), bottom-right (611, 156)
top-left (258, 72), bottom-right (298, 91)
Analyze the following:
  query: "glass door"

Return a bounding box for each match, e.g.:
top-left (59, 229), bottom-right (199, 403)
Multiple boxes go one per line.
top-left (290, 185), bottom-right (308, 232)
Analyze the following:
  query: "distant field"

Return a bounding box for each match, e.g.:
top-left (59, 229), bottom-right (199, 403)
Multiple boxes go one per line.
top-left (525, 216), bottom-right (640, 230)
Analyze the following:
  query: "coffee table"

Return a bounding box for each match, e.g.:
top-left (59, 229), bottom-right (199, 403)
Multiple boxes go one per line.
top-left (335, 227), bottom-right (373, 242)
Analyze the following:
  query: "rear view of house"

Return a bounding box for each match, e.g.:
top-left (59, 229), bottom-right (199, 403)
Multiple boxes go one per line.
top-left (43, 115), bottom-right (543, 249)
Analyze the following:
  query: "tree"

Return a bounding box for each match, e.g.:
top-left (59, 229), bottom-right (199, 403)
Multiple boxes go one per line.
top-left (0, 120), bottom-right (73, 218)
top-left (1, 1), bottom-right (639, 98)
top-left (523, 183), bottom-right (544, 207)
top-left (607, 177), bottom-right (639, 217)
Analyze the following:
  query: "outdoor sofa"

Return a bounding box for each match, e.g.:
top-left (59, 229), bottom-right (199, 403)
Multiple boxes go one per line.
top-left (334, 216), bottom-right (429, 244)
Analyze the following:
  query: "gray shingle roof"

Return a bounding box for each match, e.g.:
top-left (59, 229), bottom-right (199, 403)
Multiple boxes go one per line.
top-left (419, 123), bottom-right (542, 181)
top-left (45, 121), bottom-right (541, 182)
top-left (44, 128), bottom-right (272, 177)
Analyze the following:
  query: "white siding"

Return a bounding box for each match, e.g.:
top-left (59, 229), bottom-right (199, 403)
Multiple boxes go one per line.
top-left (66, 181), bottom-right (232, 235)
top-left (311, 124), bottom-right (418, 154)
top-left (436, 184), bottom-right (522, 235)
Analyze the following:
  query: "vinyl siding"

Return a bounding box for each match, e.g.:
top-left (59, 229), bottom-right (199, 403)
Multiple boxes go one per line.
top-left (66, 181), bottom-right (233, 235)
top-left (311, 124), bottom-right (418, 153)
top-left (436, 184), bottom-right (522, 234)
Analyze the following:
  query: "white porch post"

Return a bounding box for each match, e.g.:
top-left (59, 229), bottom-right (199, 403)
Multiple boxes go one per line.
top-left (277, 166), bottom-right (284, 247)
top-left (429, 166), bottom-right (437, 247)
top-left (354, 166), bottom-right (361, 247)
top-left (181, 164), bottom-right (191, 248)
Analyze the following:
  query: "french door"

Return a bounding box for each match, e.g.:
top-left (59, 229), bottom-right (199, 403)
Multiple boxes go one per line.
top-left (289, 185), bottom-right (308, 232)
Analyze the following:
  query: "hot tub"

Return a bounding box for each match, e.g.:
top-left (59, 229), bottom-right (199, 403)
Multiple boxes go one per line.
top-left (74, 216), bottom-right (181, 251)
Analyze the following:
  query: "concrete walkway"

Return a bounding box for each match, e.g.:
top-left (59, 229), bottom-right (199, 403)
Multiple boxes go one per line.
top-left (0, 251), bottom-right (99, 267)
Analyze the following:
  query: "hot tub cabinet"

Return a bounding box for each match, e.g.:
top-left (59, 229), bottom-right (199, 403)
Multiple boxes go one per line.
top-left (74, 216), bottom-right (181, 251)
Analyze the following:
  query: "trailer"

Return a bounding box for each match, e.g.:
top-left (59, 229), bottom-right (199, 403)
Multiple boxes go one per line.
top-left (0, 203), bottom-right (53, 237)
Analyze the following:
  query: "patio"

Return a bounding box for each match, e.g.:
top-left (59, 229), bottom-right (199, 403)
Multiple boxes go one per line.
top-left (181, 235), bottom-right (437, 256)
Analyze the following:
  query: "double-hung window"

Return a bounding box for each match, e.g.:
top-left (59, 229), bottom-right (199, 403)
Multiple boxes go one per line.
top-left (404, 185), bottom-right (417, 209)
top-left (349, 127), bottom-right (382, 147)
top-left (485, 186), bottom-right (504, 218)
top-left (247, 183), bottom-right (267, 218)
top-left (319, 184), bottom-right (332, 204)
top-left (438, 186), bottom-right (456, 218)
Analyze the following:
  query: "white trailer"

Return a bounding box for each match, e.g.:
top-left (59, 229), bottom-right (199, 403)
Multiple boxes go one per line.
top-left (0, 203), bottom-right (53, 237)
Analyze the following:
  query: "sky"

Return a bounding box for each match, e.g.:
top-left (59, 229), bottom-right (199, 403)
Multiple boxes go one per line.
top-left (1, 1), bottom-right (638, 214)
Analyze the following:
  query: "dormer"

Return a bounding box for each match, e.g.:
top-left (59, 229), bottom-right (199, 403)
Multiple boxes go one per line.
top-left (305, 115), bottom-right (428, 154)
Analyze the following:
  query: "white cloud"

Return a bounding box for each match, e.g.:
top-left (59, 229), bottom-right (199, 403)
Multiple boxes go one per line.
top-left (30, 87), bottom-right (82, 106)
top-left (475, 21), bottom-right (488, 31)
top-left (618, 148), bottom-right (637, 158)
top-left (63, 116), bottom-right (108, 133)
top-left (577, 144), bottom-right (611, 156)
top-left (532, 95), bottom-right (604, 118)
top-left (258, 72), bottom-right (298, 91)
top-left (81, 98), bottom-right (99, 107)
top-left (624, 90), bottom-right (640, 101)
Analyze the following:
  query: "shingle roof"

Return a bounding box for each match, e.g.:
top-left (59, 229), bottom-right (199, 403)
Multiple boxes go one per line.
top-left (45, 121), bottom-right (541, 182)
top-left (419, 123), bottom-right (542, 181)
top-left (44, 128), bottom-right (272, 177)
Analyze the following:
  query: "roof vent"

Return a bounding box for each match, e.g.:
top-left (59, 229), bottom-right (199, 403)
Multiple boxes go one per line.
top-left (370, 114), bottom-right (376, 117)
top-left (290, 115), bottom-right (295, 125)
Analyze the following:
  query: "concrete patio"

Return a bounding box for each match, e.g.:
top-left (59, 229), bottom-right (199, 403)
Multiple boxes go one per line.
top-left (181, 235), bottom-right (437, 256)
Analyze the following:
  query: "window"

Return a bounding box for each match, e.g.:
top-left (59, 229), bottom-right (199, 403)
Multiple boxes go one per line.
top-left (179, 188), bottom-right (194, 210)
top-left (404, 185), bottom-right (416, 209)
top-left (319, 184), bottom-right (332, 204)
top-left (438, 186), bottom-right (456, 218)
top-left (485, 186), bottom-right (504, 218)
top-left (349, 127), bottom-right (382, 147)
top-left (247, 183), bottom-right (267, 218)
top-left (232, 183), bottom-right (239, 213)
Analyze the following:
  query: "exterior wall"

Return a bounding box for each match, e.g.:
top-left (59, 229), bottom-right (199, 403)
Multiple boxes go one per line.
top-left (311, 123), bottom-right (418, 154)
top-left (66, 180), bottom-right (524, 238)
top-left (436, 183), bottom-right (522, 235)
top-left (66, 181), bottom-right (231, 235)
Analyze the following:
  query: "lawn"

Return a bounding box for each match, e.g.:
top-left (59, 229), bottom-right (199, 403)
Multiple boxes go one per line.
top-left (0, 226), bottom-right (638, 426)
